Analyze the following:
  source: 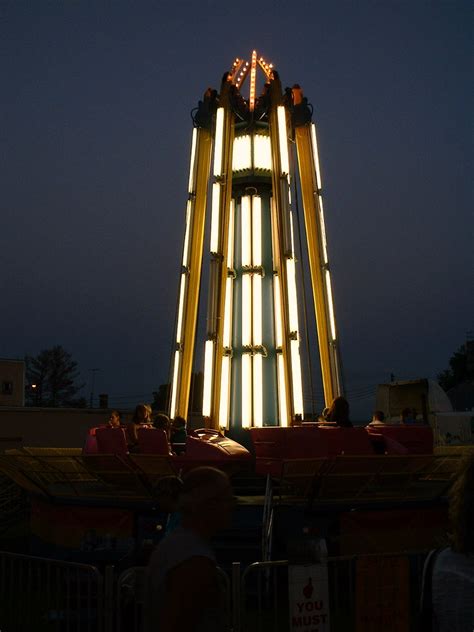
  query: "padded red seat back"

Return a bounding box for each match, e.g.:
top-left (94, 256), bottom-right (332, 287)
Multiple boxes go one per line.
top-left (82, 434), bottom-right (99, 455)
top-left (137, 427), bottom-right (172, 455)
top-left (250, 427), bottom-right (330, 458)
top-left (367, 424), bottom-right (433, 454)
top-left (250, 426), bottom-right (375, 459)
top-left (319, 427), bottom-right (375, 456)
top-left (95, 427), bottom-right (128, 455)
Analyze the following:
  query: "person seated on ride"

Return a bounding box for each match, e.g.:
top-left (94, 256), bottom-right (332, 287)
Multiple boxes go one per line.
top-left (319, 396), bottom-right (353, 428)
top-left (107, 410), bottom-right (122, 428)
top-left (127, 403), bottom-right (152, 451)
top-left (153, 413), bottom-right (171, 438)
top-left (170, 416), bottom-right (187, 454)
top-left (368, 410), bottom-right (386, 425)
top-left (401, 407), bottom-right (416, 424)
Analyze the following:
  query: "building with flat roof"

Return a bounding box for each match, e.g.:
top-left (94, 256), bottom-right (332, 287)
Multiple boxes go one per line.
top-left (0, 358), bottom-right (25, 407)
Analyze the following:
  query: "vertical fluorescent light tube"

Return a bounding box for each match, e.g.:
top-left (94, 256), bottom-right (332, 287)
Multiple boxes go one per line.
top-left (241, 196), bottom-right (251, 266)
top-left (253, 275), bottom-right (262, 346)
top-left (273, 275), bottom-right (283, 347)
top-left (219, 356), bottom-right (230, 428)
top-left (170, 350), bottom-right (180, 418)
top-left (325, 270), bottom-right (337, 340)
top-left (227, 200), bottom-right (235, 268)
top-left (202, 340), bottom-right (214, 417)
top-left (182, 200), bottom-right (192, 267)
top-left (252, 196), bottom-right (262, 265)
top-left (277, 354), bottom-right (288, 427)
top-left (286, 259), bottom-right (299, 333)
top-left (213, 108), bottom-right (224, 177)
top-left (290, 340), bottom-right (304, 416)
top-left (319, 198), bottom-right (329, 264)
top-left (223, 277), bottom-right (233, 348)
top-left (253, 353), bottom-right (263, 427)
top-left (241, 194), bottom-right (252, 348)
top-left (176, 274), bottom-right (187, 343)
top-left (210, 183), bottom-right (221, 253)
top-left (232, 136), bottom-right (252, 171)
top-left (277, 106), bottom-right (290, 176)
top-left (188, 127), bottom-right (198, 193)
top-left (310, 124), bottom-right (322, 191)
top-left (254, 135), bottom-right (272, 171)
top-left (241, 353), bottom-right (252, 428)
top-left (289, 210), bottom-right (296, 255)
top-left (242, 275), bottom-right (252, 347)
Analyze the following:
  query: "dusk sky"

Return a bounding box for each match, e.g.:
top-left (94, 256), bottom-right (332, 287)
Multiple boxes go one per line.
top-left (2, 1), bottom-right (472, 418)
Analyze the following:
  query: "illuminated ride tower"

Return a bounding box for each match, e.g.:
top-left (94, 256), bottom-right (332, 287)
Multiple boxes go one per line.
top-left (169, 52), bottom-right (343, 431)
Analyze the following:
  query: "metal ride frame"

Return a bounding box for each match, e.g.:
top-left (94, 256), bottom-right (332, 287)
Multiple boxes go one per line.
top-left (169, 51), bottom-right (343, 430)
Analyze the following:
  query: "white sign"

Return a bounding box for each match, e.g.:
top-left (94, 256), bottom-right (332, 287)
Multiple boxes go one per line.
top-left (288, 563), bottom-right (330, 632)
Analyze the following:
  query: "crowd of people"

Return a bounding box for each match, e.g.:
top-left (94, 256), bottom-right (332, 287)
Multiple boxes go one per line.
top-left (104, 403), bottom-right (188, 454)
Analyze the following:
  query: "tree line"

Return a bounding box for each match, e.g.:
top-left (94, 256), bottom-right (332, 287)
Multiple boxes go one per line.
top-left (24, 343), bottom-right (469, 409)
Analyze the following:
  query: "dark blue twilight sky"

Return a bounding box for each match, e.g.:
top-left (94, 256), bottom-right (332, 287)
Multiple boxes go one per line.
top-left (1, 1), bottom-right (472, 417)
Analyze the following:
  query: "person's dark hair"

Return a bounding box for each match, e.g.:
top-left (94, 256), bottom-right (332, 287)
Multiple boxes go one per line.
top-left (132, 404), bottom-right (149, 424)
top-left (373, 410), bottom-right (385, 422)
top-left (153, 413), bottom-right (170, 431)
top-left (327, 396), bottom-right (351, 427)
top-left (111, 409), bottom-right (121, 419)
top-left (449, 454), bottom-right (474, 554)
top-left (172, 416), bottom-right (186, 429)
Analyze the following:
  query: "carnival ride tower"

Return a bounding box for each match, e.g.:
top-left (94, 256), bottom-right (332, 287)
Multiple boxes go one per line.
top-left (169, 52), bottom-right (343, 430)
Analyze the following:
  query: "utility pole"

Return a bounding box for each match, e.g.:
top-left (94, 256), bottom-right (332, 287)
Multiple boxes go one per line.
top-left (89, 368), bottom-right (100, 408)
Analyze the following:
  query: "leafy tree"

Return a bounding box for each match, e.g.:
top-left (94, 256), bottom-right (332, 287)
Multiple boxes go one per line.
top-left (437, 345), bottom-right (468, 392)
top-left (25, 346), bottom-right (86, 407)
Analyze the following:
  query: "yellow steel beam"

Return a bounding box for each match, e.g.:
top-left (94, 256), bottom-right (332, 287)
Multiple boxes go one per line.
top-left (295, 124), bottom-right (342, 405)
top-left (268, 75), bottom-right (294, 425)
top-left (176, 127), bottom-right (212, 419)
top-left (210, 80), bottom-right (235, 429)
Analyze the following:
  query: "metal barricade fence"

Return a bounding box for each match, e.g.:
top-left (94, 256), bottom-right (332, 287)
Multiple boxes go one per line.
top-left (0, 551), bottom-right (104, 632)
top-left (0, 550), bottom-right (428, 632)
top-left (237, 551), bottom-right (429, 632)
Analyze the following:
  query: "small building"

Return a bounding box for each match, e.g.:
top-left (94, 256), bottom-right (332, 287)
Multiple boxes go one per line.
top-left (0, 359), bottom-right (25, 407)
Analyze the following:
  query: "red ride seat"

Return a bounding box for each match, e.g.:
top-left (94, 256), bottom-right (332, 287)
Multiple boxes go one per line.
top-left (137, 427), bottom-right (173, 455)
top-left (366, 424), bottom-right (433, 454)
top-left (82, 434), bottom-right (99, 455)
top-left (95, 427), bottom-right (128, 455)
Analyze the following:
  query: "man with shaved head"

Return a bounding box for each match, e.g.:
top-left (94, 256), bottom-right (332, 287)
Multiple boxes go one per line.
top-left (144, 467), bottom-right (234, 631)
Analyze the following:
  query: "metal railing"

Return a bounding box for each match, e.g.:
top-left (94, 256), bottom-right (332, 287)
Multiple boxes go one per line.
top-left (0, 549), bottom-right (428, 632)
top-left (236, 552), bottom-right (428, 632)
top-left (0, 551), bottom-right (104, 632)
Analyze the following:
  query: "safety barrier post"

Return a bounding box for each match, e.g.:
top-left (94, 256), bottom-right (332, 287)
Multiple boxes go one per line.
top-left (103, 564), bottom-right (115, 632)
top-left (232, 561), bottom-right (241, 632)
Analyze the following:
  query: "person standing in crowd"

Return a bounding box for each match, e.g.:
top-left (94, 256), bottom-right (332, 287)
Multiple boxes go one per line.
top-left (420, 454), bottom-right (474, 630)
top-left (145, 467), bottom-right (234, 632)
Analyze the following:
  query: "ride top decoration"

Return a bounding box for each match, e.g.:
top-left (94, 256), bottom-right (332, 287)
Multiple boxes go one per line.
top-left (169, 51), bottom-right (343, 430)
